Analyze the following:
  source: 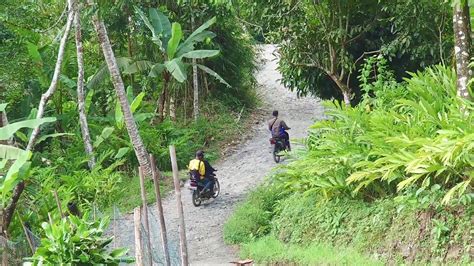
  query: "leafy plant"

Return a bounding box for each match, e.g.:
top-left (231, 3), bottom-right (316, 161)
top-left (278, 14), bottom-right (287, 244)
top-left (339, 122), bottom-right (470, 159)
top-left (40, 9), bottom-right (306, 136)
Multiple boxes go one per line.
top-left (26, 214), bottom-right (133, 265)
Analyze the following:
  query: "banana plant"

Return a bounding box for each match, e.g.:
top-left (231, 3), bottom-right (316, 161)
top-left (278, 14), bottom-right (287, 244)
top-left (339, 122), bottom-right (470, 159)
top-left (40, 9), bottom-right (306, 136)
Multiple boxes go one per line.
top-left (0, 103), bottom-right (56, 203)
top-left (127, 7), bottom-right (230, 121)
top-left (129, 7), bottom-right (229, 85)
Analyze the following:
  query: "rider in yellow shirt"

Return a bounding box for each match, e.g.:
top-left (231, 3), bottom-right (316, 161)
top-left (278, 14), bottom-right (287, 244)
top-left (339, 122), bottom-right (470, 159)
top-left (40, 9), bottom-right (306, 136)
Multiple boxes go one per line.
top-left (188, 150), bottom-right (213, 192)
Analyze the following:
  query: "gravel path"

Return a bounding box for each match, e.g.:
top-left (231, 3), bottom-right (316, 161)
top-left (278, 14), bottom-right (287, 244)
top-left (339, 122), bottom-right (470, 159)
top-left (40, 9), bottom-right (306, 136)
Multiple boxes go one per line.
top-left (112, 44), bottom-right (324, 265)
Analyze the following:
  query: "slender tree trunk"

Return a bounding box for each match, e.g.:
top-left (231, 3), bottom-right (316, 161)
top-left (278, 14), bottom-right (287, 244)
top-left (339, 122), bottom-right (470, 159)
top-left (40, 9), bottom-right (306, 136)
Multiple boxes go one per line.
top-left (328, 72), bottom-right (351, 106)
top-left (2, 0), bottom-right (75, 237)
top-left (90, 0), bottom-right (151, 175)
top-left (151, 74), bottom-right (169, 124)
top-left (191, 12), bottom-right (199, 121)
top-left (26, 1), bottom-right (75, 151)
top-left (170, 88), bottom-right (176, 122)
top-left (453, 0), bottom-right (473, 100)
top-left (74, 2), bottom-right (95, 169)
top-left (164, 86), bottom-right (170, 119)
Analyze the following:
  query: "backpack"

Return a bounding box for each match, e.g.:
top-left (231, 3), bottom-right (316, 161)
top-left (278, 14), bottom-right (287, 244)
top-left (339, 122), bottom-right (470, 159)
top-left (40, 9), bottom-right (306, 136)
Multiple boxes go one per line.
top-left (189, 160), bottom-right (203, 187)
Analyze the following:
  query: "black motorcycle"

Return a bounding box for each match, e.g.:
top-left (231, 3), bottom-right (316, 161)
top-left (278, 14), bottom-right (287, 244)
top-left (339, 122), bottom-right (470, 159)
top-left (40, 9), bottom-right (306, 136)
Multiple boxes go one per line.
top-left (190, 172), bottom-right (220, 207)
top-left (270, 137), bottom-right (288, 163)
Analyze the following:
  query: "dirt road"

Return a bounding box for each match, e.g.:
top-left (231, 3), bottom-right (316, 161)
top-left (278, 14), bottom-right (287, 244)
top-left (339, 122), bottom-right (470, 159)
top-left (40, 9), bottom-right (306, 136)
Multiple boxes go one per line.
top-left (113, 44), bottom-right (324, 265)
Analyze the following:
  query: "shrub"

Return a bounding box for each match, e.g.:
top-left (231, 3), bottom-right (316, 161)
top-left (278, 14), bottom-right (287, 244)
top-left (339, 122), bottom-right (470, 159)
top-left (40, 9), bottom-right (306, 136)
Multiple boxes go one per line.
top-left (277, 65), bottom-right (474, 204)
top-left (26, 214), bottom-right (133, 265)
top-left (223, 185), bottom-right (285, 244)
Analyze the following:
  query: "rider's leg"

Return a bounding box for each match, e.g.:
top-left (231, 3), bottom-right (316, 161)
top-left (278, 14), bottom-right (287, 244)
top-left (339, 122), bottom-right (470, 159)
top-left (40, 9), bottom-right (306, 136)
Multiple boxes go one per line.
top-left (203, 177), bottom-right (213, 192)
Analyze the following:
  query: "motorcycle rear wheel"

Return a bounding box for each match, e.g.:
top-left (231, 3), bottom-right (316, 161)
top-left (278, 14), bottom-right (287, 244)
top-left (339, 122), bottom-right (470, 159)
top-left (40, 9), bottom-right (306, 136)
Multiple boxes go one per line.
top-left (273, 145), bottom-right (281, 163)
top-left (192, 190), bottom-right (202, 207)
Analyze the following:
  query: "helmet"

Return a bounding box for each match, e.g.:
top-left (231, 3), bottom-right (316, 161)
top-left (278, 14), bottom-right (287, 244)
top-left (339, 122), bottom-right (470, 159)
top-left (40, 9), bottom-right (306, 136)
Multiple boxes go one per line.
top-left (196, 150), bottom-right (204, 158)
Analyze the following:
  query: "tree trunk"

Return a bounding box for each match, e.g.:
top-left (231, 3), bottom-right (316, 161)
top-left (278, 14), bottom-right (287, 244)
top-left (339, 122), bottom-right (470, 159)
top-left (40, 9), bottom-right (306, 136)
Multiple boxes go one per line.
top-left (90, 1), bottom-right (151, 175)
top-left (74, 2), bottom-right (95, 169)
top-left (328, 72), bottom-right (352, 106)
top-left (26, 0), bottom-right (75, 151)
top-left (453, 0), bottom-right (473, 100)
top-left (170, 89), bottom-right (176, 122)
top-left (2, 0), bottom-right (75, 238)
top-left (164, 86), bottom-right (170, 119)
top-left (151, 74), bottom-right (169, 125)
top-left (191, 12), bottom-right (199, 121)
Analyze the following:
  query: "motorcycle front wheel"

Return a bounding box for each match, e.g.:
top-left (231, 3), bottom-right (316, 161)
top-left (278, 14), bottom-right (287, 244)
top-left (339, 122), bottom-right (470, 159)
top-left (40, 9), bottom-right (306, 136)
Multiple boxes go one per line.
top-left (212, 179), bottom-right (220, 198)
top-left (192, 190), bottom-right (202, 207)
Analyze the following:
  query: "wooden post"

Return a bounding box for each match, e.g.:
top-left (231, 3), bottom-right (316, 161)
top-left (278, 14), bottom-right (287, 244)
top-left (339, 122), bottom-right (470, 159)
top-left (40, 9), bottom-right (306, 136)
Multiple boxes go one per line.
top-left (134, 207), bottom-right (144, 266)
top-left (138, 167), bottom-right (152, 265)
top-left (169, 145), bottom-right (189, 266)
top-left (53, 190), bottom-right (64, 218)
top-left (150, 154), bottom-right (171, 266)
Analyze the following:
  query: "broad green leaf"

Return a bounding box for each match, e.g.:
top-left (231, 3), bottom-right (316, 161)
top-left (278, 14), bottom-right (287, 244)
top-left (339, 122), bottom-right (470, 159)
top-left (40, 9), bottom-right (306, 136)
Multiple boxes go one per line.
top-left (123, 60), bottom-right (153, 75)
top-left (86, 58), bottom-right (131, 89)
top-left (134, 113), bottom-right (154, 123)
top-left (149, 8), bottom-right (172, 38)
top-left (196, 64), bottom-right (230, 87)
top-left (0, 151), bottom-right (31, 198)
top-left (0, 117), bottom-right (56, 140)
top-left (0, 144), bottom-right (28, 160)
top-left (15, 131), bottom-right (28, 142)
top-left (0, 103), bottom-right (7, 112)
top-left (167, 23), bottom-right (183, 59)
top-left (114, 147), bottom-right (130, 159)
top-left (85, 89), bottom-right (94, 114)
top-left (176, 31), bottom-right (216, 58)
top-left (60, 74), bottom-right (76, 89)
top-left (149, 64), bottom-right (165, 78)
top-left (186, 17), bottom-right (216, 44)
top-left (94, 127), bottom-right (115, 148)
top-left (26, 42), bottom-right (42, 64)
top-left (165, 59), bottom-right (186, 83)
top-left (115, 100), bottom-right (124, 130)
top-left (36, 133), bottom-right (74, 145)
top-left (131, 92), bottom-right (146, 113)
top-left (181, 50), bottom-right (219, 59)
top-left (135, 7), bottom-right (156, 37)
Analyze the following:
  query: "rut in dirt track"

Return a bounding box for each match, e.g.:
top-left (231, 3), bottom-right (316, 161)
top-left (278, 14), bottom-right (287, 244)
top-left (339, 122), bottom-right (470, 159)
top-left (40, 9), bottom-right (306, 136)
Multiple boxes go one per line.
top-left (111, 44), bottom-right (324, 265)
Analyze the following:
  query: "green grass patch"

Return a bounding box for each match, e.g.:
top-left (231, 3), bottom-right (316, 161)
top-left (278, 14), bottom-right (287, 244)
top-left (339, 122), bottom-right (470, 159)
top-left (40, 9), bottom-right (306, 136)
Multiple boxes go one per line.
top-left (240, 235), bottom-right (382, 265)
top-left (224, 185), bottom-right (286, 244)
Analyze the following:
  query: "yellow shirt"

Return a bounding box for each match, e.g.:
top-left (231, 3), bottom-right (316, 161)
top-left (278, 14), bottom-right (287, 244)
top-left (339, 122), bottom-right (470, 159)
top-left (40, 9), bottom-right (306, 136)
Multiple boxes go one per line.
top-left (188, 159), bottom-right (205, 179)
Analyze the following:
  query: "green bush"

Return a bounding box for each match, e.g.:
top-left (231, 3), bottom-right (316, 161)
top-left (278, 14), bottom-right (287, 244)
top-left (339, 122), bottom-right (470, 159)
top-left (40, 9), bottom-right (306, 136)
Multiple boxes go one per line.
top-left (223, 185), bottom-right (285, 244)
top-left (277, 65), bottom-right (474, 204)
top-left (26, 214), bottom-right (133, 265)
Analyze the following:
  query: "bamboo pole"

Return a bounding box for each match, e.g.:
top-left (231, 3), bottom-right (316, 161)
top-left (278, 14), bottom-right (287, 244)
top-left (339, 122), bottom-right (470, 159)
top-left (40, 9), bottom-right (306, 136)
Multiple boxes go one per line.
top-left (169, 145), bottom-right (189, 266)
top-left (150, 154), bottom-right (171, 266)
top-left (138, 167), bottom-right (152, 265)
top-left (133, 207), bottom-right (144, 266)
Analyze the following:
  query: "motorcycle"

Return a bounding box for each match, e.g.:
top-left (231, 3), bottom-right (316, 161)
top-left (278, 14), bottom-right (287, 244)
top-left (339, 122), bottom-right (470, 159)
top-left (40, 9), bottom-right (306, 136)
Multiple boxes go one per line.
top-left (189, 171), bottom-right (220, 207)
top-left (270, 137), bottom-right (288, 163)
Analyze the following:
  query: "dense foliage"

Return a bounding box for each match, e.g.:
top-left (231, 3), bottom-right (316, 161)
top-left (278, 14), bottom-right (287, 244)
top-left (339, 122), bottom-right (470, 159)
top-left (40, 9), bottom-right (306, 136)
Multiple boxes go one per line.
top-left (239, 0), bottom-right (453, 102)
top-left (278, 63), bottom-right (473, 204)
top-left (0, 0), bottom-right (257, 262)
